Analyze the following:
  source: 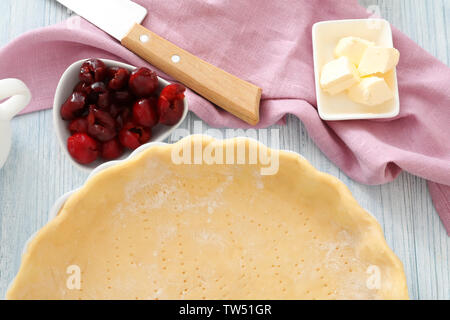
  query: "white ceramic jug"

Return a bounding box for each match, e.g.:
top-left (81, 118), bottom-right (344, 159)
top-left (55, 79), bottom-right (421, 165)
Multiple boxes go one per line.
top-left (0, 79), bottom-right (31, 169)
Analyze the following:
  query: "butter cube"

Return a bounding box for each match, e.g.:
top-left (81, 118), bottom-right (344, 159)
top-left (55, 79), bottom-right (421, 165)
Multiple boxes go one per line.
top-left (335, 37), bottom-right (375, 65)
top-left (358, 46), bottom-right (400, 76)
top-left (320, 56), bottom-right (360, 95)
top-left (348, 76), bottom-right (394, 106)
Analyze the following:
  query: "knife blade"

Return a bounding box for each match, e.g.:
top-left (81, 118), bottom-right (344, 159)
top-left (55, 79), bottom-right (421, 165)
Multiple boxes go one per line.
top-left (57, 0), bottom-right (147, 41)
top-left (56, 0), bottom-right (262, 125)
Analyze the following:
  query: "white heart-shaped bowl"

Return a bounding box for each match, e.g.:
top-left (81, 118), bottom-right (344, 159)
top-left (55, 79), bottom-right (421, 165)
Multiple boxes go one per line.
top-left (53, 58), bottom-right (188, 172)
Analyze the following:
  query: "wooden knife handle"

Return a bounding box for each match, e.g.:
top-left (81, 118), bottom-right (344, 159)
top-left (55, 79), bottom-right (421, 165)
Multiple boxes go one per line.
top-left (122, 24), bottom-right (262, 125)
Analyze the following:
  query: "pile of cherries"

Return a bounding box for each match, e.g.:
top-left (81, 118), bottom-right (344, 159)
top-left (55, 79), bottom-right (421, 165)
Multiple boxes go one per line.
top-left (61, 58), bottom-right (185, 164)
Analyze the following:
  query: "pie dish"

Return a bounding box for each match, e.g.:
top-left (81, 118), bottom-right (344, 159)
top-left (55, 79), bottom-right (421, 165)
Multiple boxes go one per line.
top-left (6, 136), bottom-right (408, 300)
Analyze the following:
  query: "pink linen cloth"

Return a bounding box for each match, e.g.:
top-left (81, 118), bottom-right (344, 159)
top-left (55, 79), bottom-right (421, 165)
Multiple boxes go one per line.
top-left (0, 0), bottom-right (449, 233)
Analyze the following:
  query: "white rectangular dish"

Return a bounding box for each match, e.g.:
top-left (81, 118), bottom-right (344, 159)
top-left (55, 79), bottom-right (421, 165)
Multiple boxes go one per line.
top-left (312, 19), bottom-right (400, 121)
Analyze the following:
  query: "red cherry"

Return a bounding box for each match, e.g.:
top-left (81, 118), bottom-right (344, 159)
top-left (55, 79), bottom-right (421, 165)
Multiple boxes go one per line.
top-left (108, 67), bottom-right (130, 91)
top-left (115, 107), bottom-right (131, 131)
top-left (97, 92), bottom-right (111, 109)
top-left (87, 124), bottom-right (116, 142)
top-left (119, 122), bottom-right (151, 150)
top-left (79, 59), bottom-right (106, 84)
top-left (160, 83), bottom-right (185, 101)
top-left (61, 92), bottom-right (87, 120)
top-left (157, 84), bottom-right (185, 125)
top-left (132, 98), bottom-right (158, 128)
top-left (73, 82), bottom-right (92, 95)
top-left (86, 82), bottom-right (111, 109)
top-left (101, 138), bottom-right (124, 160)
top-left (87, 106), bottom-right (117, 142)
top-left (109, 103), bottom-right (124, 118)
top-left (106, 66), bottom-right (120, 78)
top-left (90, 81), bottom-right (108, 94)
top-left (128, 67), bottom-right (158, 97)
top-left (68, 118), bottom-right (88, 134)
top-left (67, 133), bottom-right (99, 164)
top-left (113, 90), bottom-right (134, 105)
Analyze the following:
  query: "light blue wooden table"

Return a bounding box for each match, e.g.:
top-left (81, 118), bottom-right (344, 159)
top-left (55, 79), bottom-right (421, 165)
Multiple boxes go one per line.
top-left (0, 0), bottom-right (449, 300)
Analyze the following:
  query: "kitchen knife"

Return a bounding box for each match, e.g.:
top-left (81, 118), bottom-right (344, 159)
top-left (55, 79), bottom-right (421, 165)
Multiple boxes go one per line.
top-left (56, 0), bottom-right (262, 125)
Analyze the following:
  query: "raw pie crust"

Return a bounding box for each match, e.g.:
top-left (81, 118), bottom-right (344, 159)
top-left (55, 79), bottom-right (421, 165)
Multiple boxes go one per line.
top-left (7, 136), bottom-right (408, 300)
